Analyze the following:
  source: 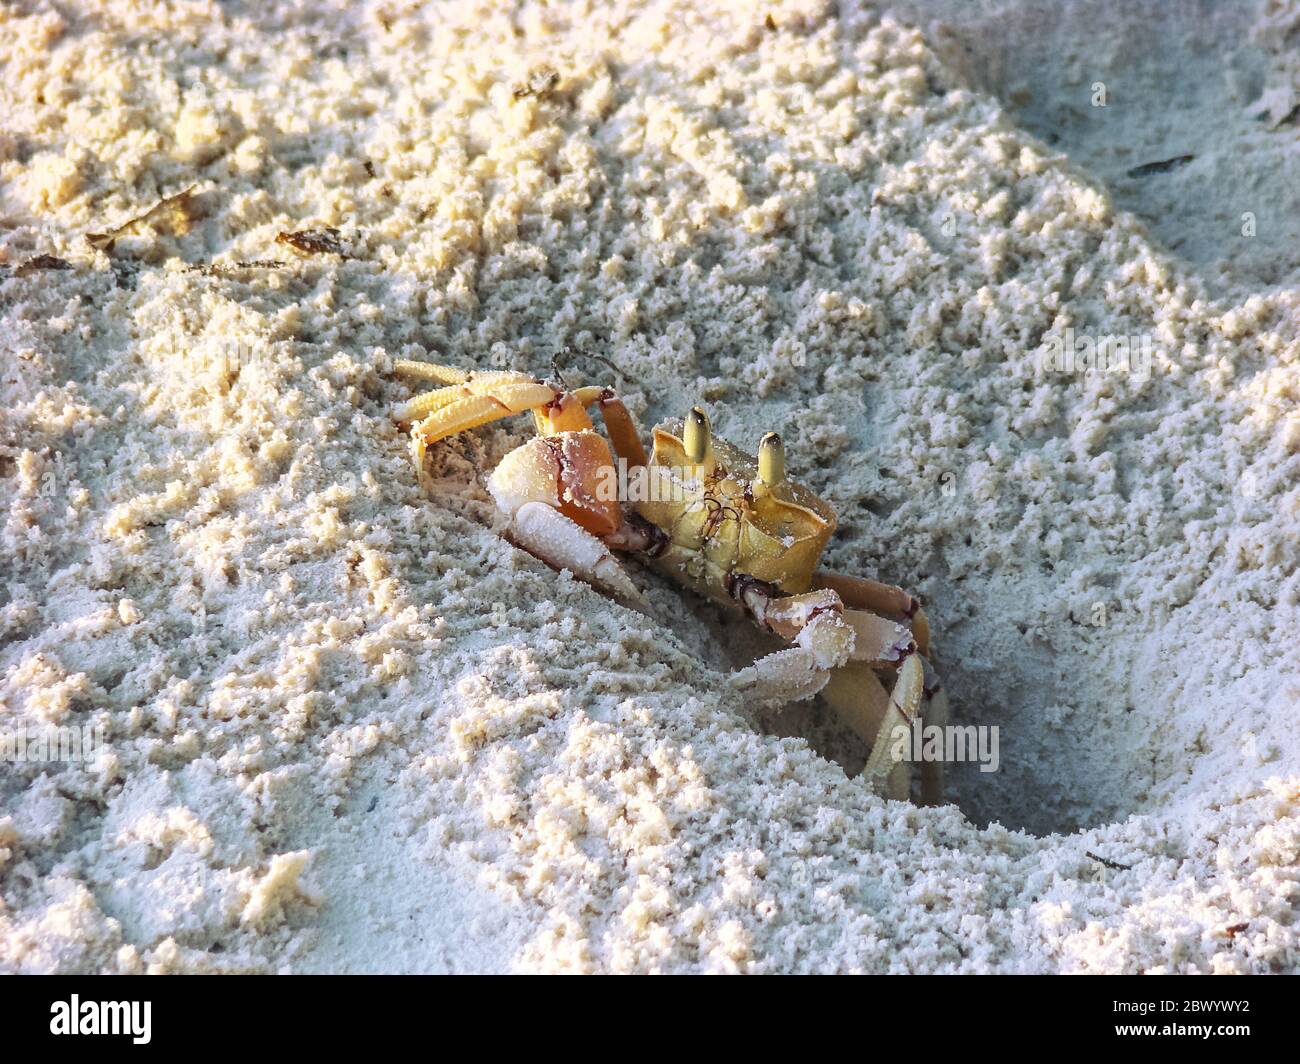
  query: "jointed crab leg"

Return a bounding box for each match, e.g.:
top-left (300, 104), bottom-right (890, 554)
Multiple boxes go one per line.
top-left (733, 630), bottom-right (926, 799)
top-left (731, 645), bottom-right (837, 702)
top-left (822, 633), bottom-right (946, 803)
top-left (730, 583), bottom-right (914, 707)
top-left (819, 574), bottom-right (946, 802)
top-left (821, 662), bottom-right (907, 800)
top-left (394, 363), bottom-right (651, 468)
top-left (819, 575), bottom-right (946, 802)
top-left (813, 570), bottom-right (930, 656)
top-left (392, 359), bottom-right (470, 384)
top-left (727, 575), bottom-right (934, 800)
top-left (815, 573), bottom-right (945, 802)
top-left (564, 387), bottom-right (649, 468)
top-left (861, 654), bottom-right (924, 800)
top-left (731, 584), bottom-right (914, 669)
top-left (822, 662), bottom-right (891, 746)
top-left (403, 381), bottom-right (560, 438)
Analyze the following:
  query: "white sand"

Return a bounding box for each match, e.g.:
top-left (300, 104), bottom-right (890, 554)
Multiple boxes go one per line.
top-left (1, 0), bottom-right (1297, 973)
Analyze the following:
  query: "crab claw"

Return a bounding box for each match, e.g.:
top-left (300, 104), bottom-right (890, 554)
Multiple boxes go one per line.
top-left (508, 502), bottom-right (647, 609)
top-left (488, 432), bottom-right (624, 537)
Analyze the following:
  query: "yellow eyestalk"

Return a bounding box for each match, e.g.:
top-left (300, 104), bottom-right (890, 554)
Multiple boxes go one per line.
top-left (758, 432), bottom-right (786, 489)
top-left (684, 406), bottom-right (712, 465)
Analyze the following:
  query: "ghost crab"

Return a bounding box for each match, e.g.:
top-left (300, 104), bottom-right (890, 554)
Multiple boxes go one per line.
top-left (393, 359), bottom-right (948, 803)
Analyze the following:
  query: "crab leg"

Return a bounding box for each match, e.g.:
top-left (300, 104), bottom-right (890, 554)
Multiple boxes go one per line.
top-left (824, 653), bottom-right (947, 803)
top-left (404, 383), bottom-right (560, 440)
top-left (395, 364), bottom-right (652, 472)
top-left (393, 359), bottom-right (470, 384)
top-left (729, 577), bottom-right (927, 799)
top-left (568, 386), bottom-right (649, 469)
top-left (730, 605), bottom-right (910, 702)
top-left (404, 384), bottom-right (556, 489)
top-left (734, 629), bottom-right (925, 801)
top-left (822, 662), bottom-right (904, 797)
top-left (859, 653), bottom-right (924, 799)
top-left (731, 644), bottom-right (834, 703)
top-left (918, 657), bottom-right (948, 806)
top-left (822, 662), bottom-right (892, 745)
top-left (395, 363), bottom-right (548, 420)
top-left (813, 571), bottom-right (930, 656)
top-left (731, 584), bottom-right (915, 668)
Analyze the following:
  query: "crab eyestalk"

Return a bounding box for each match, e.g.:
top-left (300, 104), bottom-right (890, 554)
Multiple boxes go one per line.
top-left (758, 432), bottom-right (786, 490)
top-left (684, 406), bottom-right (712, 467)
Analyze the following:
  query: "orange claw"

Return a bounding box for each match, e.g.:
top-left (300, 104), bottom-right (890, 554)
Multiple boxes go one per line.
top-left (534, 392), bottom-right (595, 435)
top-left (488, 432), bottom-right (623, 538)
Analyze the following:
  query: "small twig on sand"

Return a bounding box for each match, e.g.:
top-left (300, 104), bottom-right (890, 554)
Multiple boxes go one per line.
top-left (1086, 851), bottom-right (1132, 872)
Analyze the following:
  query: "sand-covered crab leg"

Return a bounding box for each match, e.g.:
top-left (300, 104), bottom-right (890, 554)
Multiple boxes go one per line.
top-left (395, 370), bottom-right (558, 439)
top-left (732, 585), bottom-right (913, 672)
top-left (813, 570), bottom-right (930, 656)
top-left (824, 655), bottom-right (925, 800)
top-left (729, 584), bottom-right (910, 686)
top-left (813, 570), bottom-right (946, 802)
top-left (728, 581), bottom-right (928, 799)
top-left (822, 663), bottom-right (905, 797)
top-left (734, 638), bottom-right (925, 800)
top-left (392, 364), bottom-right (553, 488)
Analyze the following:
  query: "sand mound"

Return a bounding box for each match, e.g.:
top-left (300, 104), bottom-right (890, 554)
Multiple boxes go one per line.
top-left (1, 0), bottom-right (1297, 973)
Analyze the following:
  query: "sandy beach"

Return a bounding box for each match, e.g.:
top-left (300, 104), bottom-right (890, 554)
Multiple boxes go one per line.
top-left (2, 0), bottom-right (1298, 973)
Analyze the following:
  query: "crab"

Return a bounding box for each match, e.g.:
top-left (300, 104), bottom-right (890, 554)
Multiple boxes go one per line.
top-left (392, 359), bottom-right (949, 803)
